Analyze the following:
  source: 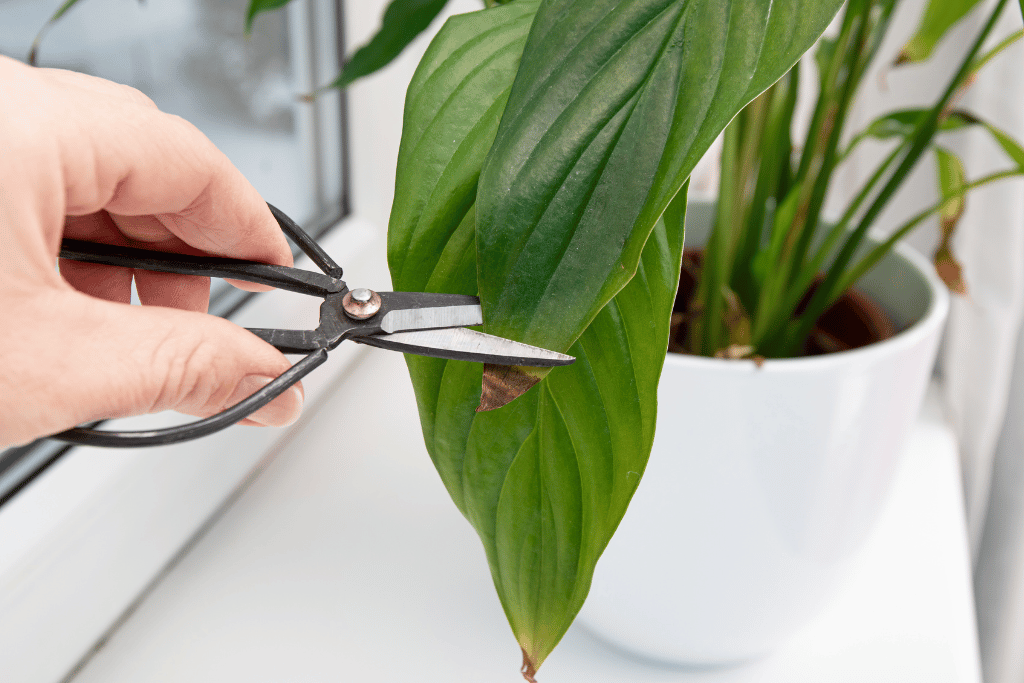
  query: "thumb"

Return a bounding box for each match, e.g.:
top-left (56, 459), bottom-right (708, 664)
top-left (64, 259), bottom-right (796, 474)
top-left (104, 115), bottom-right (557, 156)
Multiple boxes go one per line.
top-left (2, 290), bottom-right (303, 446)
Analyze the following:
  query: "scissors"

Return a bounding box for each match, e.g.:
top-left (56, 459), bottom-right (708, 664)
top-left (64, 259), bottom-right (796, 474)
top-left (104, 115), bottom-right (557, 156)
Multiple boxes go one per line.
top-left (49, 204), bottom-right (573, 448)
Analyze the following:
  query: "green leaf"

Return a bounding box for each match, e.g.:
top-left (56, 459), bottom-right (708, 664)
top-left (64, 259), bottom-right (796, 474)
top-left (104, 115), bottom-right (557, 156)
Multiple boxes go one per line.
top-left (389, 0), bottom-right (843, 676)
top-left (322, 0), bottom-right (452, 92)
top-left (245, 0), bottom-right (292, 34)
top-left (985, 122), bottom-right (1024, 171)
top-left (897, 0), bottom-right (985, 64)
top-left (968, 28), bottom-right (1023, 77)
top-left (29, 0), bottom-right (86, 65)
top-left (845, 108), bottom-right (1024, 173)
top-left (476, 0), bottom-right (845, 356)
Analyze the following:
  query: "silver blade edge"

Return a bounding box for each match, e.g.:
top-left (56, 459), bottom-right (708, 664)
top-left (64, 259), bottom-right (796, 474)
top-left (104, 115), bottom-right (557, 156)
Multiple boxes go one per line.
top-left (357, 328), bottom-right (574, 367)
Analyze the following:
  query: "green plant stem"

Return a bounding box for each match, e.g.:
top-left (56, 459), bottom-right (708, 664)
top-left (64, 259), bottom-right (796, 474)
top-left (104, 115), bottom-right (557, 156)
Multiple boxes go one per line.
top-left (836, 168), bottom-right (1024, 292)
top-left (695, 116), bottom-right (744, 354)
top-left (771, 0), bottom-right (900, 337)
top-left (751, 1), bottom-right (867, 340)
top-left (762, 138), bottom-right (909, 340)
top-left (776, 0), bottom-right (1011, 356)
top-left (792, 4), bottom-right (860, 184)
top-left (787, 0), bottom-right (874, 285)
top-left (732, 71), bottom-right (798, 313)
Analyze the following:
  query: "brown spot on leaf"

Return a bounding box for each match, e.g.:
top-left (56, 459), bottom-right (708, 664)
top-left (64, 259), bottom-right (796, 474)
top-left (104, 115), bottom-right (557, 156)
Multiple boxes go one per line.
top-left (478, 365), bottom-right (541, 412)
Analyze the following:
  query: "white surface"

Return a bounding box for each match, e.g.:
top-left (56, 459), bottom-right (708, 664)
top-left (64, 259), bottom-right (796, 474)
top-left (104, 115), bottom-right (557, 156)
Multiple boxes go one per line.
top-left (579, 203), bottom-right (950, 663)
top-left (67, 352), bottom-right (980, 683)
top-left (0, 217), bottom-right (383, 683)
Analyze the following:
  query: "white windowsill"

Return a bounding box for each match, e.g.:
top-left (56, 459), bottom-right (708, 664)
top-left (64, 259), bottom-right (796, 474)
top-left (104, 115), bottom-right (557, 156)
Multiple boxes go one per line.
top-left (52, 355), bottom-right (980, 682)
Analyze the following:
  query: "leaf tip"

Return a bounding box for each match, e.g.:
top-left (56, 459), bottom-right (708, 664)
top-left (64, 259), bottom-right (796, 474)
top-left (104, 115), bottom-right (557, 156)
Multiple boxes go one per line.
top-left (521, 647), bottom-right (539, 682)
top-left (477, 364), bottom-right (540, 411)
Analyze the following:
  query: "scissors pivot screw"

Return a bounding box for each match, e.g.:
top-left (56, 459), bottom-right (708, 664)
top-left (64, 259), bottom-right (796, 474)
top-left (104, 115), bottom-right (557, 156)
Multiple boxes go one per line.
top-left (342, 288), bottom-right (382, 320)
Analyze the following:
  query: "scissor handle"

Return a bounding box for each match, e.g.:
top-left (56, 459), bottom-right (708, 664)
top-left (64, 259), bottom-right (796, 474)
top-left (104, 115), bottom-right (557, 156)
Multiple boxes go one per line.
top-left (48, 205), bottom-right (341, 448)
top-left (58, 203), bottom-right (344, 296)
top-left (49, 349), bottom-right (328, 447)
top-left (267, 204), bottom-right (344, 279)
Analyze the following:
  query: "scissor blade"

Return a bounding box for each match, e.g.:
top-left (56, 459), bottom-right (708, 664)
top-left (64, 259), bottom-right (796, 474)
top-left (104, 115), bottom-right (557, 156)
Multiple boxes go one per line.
top-left (355, 328), bottom-right (574, 367)
top-left (376, 292), bottom-right (482, 333)
top-left (380, 304), bottom-right (482, 334)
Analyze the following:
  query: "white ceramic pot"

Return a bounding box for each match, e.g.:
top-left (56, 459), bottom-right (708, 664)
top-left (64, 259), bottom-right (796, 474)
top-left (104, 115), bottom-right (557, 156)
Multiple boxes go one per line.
top-left (577, 203), bottom-right (950, 665)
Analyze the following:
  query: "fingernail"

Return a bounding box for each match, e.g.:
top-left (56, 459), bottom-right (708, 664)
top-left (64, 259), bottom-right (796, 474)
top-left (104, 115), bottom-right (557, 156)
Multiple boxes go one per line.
top-left (228, 375), bottom-right (304, 427)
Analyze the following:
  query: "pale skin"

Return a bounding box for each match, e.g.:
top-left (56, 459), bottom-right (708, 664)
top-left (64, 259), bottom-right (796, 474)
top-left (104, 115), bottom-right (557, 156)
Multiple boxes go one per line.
top-left (0, 55), bottom-right (304, 448)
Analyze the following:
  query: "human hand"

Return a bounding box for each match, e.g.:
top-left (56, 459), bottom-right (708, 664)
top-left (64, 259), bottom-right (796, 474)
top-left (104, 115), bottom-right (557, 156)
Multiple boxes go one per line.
top-left (0, 56), bottom-right (304, 447)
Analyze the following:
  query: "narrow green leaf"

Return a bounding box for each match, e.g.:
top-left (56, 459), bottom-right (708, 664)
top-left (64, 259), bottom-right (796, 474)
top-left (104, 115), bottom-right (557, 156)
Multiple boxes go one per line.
top-left (896, 0), bottom-right (985, 64)
top-left (985, 123), bottom-right (1024, 171)
top-left (842, 108), bottom-right (978, 159)
top-left (844, 108), bottom-right (1024, 172)
top-left (323, 0), bottom-right (451, 93)
top-left (968, 28), bottom-right (1023, 77)
top-left (29, 0), bottom-right (86, 65)
top-left (389, 0), bottom-right (843, 676)
top-left (245, 0), bottom-right (292, 34)
top-left (47, 0), bottom-right (82, 22)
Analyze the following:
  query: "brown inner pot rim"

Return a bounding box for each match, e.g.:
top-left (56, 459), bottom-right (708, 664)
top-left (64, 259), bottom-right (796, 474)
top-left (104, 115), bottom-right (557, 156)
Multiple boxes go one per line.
top-left (670, 249), bottom-right (897, 358)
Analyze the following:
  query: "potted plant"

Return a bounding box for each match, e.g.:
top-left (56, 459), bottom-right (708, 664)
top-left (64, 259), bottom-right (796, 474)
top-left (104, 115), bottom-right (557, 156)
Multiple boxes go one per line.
top-left (576, 0), bottom-right (1024, 666)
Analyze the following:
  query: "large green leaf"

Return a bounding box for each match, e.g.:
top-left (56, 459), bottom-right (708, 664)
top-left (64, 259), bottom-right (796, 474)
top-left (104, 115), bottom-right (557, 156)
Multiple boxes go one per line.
top-left (897, 0), bottom-right (985, 64)
top-left (476, 0), bottom-right (845, 354)
top-left (388, 0), bottom-right (843, 677)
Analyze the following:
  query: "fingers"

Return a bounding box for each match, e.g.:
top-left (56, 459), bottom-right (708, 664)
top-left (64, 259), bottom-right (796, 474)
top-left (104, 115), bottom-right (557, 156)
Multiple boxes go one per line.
top-left (61, 213), bottom-right (212, 311)
top-left (0, 289), bottom-right (304, 447)
top-left (1, 57), bottom-right (293, 269)
top-left (56, 95), bottom-right (292, 268)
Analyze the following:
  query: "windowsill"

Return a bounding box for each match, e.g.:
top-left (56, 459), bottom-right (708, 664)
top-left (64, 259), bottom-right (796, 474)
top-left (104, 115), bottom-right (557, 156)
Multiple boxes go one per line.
top-left (57, 357), bottom-right (980, 682)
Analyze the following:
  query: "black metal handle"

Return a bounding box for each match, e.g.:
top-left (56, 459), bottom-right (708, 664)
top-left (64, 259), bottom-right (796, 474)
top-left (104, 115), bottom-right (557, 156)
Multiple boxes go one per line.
top-left (58, 202), bottom-right (346, 296)
top-left (267, 204), bottom-right (343, 279)
top-left (49, 349), bottom-right (328, 447)
top-left (59, 240), bottom-right (344, 297)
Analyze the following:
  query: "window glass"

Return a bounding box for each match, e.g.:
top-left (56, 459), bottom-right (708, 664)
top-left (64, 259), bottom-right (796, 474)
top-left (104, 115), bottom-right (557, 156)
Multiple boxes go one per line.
top-left (0, 0), bottom-right (344, 224)
top-left (0, 0), bottom-right (346, 504)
